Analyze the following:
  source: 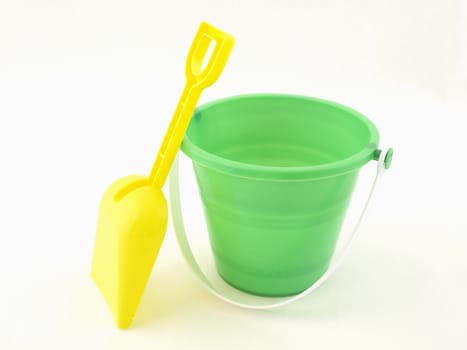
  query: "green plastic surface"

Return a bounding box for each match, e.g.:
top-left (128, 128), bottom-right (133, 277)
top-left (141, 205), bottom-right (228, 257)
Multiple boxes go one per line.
top-left (181, 94), bottom-right (380, 296)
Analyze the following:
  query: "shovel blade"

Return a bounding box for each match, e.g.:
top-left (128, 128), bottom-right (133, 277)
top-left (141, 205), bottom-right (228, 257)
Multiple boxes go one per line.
top-left (91, 175), bottom-right (167, 329)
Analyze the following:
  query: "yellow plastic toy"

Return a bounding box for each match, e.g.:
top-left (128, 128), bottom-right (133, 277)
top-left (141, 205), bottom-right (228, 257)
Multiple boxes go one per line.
top-left (90, 22), bottom-right (234, 329)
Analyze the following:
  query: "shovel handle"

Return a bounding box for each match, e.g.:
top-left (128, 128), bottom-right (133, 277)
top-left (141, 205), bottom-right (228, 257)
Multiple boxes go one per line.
top-left (150, 22), bottom-right (234, 189)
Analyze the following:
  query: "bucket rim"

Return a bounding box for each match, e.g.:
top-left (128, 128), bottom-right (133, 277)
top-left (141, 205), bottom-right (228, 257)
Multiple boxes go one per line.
top-left (181, 93), bottom-right (380, 180)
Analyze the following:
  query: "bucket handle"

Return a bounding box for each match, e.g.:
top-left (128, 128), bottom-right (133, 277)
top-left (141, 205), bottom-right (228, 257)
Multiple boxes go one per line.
top-left (168, 148), bottom-right (393, 309)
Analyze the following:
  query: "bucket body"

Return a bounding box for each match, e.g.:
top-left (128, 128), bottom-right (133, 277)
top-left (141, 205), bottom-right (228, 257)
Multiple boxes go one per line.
top-left (181, 94), bottom-right (379, 296)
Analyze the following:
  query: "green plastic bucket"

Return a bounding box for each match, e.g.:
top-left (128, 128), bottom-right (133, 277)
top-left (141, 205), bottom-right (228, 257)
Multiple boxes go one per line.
top-left (179, 94), bottom-right (380, 296)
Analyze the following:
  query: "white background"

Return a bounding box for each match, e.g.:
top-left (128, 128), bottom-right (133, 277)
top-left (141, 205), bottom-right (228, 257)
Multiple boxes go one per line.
top-left (1, 0), bottom-right (466, 349)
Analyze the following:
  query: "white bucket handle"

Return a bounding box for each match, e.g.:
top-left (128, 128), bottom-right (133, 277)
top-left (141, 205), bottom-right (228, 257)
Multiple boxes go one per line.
top-left (168, 148), bottom-right (392, 309)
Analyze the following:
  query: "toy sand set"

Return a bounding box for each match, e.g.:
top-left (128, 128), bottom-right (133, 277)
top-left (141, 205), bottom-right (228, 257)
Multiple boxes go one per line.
top-left (90, 22), bottom-right (393, 329)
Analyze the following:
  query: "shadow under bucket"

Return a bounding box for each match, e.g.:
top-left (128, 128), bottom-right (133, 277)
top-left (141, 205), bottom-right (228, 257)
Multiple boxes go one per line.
top-left (180, 94), bottom-right (380, 296)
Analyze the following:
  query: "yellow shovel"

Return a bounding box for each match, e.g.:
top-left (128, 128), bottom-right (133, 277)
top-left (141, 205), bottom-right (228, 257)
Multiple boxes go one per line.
top-left (91, 22), bottom-right (234, 329)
